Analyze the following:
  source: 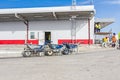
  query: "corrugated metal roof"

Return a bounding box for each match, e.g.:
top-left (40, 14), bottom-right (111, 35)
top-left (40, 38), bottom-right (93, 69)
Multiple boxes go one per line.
top-left (95, 18), bottom-right (115, 29)
top-left (0, 6), bottom-right (95, 22)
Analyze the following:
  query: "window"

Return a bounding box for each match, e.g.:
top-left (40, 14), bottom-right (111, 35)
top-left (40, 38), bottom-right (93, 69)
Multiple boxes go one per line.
top-left (30, 32), bottom-right (35, 39)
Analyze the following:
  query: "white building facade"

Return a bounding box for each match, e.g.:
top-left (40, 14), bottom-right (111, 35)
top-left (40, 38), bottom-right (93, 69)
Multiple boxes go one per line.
top-left (0, 6), bottom-right (95, 45)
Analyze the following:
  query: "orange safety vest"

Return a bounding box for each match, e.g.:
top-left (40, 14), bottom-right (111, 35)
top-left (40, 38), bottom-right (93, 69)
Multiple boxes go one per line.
top-left (112, 36), bottom-right (116, 43)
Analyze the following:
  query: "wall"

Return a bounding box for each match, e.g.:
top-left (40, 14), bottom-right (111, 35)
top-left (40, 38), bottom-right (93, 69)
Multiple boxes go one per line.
top-left (0, 19), bottom-right (94, 44)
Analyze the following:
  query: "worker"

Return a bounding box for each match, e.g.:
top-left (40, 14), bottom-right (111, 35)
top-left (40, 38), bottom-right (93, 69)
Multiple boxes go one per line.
top-left (102, 37), bottom-right (108, 48)
top-left (95, 23), bottom-right (98, 32)
top-left (112, 33), bottom-right (117, 47)
top-left (98, 23), bottom-right (101, 32)
top-left (95, 23), bottom-right (101, 32)
top-left (118, 32), bottom-right (120, 48)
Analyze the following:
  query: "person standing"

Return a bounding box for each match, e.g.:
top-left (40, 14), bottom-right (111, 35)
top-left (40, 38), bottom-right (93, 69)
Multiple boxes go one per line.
top-left (102, 37), bottom-right (108, 48)
top-left (118, 32), bottom-right (120, 48)
top-left (112, 33), bottom-right (117, 47)
top-left (95, 23), bottom-right (101, 32)
top-left (98, 23), bottom-right (101, 32)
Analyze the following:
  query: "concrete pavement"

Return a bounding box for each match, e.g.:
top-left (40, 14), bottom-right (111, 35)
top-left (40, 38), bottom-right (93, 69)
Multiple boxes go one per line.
top-left (0, 48), bottom-right (120, 80)
top-left (0, 44), bottom-right (117, 58)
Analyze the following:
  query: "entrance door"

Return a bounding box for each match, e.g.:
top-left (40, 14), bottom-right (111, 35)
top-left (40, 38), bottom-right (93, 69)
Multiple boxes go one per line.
top-left (45, 32), bottom-right (51, 43)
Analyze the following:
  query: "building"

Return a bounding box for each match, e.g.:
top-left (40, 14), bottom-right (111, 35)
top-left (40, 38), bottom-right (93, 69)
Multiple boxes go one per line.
top-left (0, 5), bottom-right (95, 45)
top-left (0, 5), bottom-right (114, 45)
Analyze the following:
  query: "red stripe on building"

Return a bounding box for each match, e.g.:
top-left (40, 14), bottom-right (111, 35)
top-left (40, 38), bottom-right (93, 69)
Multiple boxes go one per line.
top-left (58, 39), bottom-right (93, 44)
top-left (0, 39), bottom-right (93, 45)
top-left (0, 40), bottom-right (38, 45)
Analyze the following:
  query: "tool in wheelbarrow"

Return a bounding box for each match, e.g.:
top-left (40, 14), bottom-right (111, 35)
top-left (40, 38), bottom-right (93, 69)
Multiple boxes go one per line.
top-left (22, 44), bottom-right (45, 57)
top-left (62, 43), bottom-right (77, 55)
top-left (48, 44), bottom-right (63, 56)
top-left (62, 43), bottom-right (71, 55)
top-left (44, 42), bottom-right (63, 56)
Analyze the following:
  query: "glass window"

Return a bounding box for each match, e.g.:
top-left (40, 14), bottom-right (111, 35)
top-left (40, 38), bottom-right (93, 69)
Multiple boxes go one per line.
top-left (30, 32), bottom-right (35, 39)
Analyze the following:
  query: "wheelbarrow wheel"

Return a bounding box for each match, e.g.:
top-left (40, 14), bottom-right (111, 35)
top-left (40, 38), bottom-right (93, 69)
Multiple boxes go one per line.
top-left (22, 51), bottom-right (31, 57)
top-left (45, 50), bottom-right (53, 56)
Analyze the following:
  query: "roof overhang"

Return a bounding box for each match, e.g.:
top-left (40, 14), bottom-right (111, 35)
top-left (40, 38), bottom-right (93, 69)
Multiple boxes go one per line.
top-left (95, 18), bottom-right (115, 29)
top-left (0, 5), bottom-right (95, 22)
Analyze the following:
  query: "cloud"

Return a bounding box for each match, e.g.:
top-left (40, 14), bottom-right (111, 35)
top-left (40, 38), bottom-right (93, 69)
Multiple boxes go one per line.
top-left (103, 0), bottom-right (120, 4)
top-left (77, 0), bottom-right (91, 5)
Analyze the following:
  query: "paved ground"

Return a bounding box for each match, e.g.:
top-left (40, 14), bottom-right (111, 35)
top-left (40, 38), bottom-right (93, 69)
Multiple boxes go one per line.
top-left (0, 48), bottom-right (120, 80)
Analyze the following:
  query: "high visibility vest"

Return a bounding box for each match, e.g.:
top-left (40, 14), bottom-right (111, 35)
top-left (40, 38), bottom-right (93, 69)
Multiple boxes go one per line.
top-left (98, 24), bottom-right (101, 29)
top-left (95, 24), bottom-right (101, 29)
top-left (118, 32), bottom-right (120, 39)
top-left (95, 24), bottom-right (99, 28)
top-left (103, 37), bottom-right (108, 42)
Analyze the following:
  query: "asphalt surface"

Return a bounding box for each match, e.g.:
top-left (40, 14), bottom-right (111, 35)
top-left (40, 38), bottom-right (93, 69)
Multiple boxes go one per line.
top-left (0, 49), bottom-right (120, 80)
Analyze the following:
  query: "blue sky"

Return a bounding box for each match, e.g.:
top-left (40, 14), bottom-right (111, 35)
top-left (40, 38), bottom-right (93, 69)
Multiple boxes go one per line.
top-left (94, 0), bottom-right (120, 34)
top-left (0, 0), bottom-right (120, 34)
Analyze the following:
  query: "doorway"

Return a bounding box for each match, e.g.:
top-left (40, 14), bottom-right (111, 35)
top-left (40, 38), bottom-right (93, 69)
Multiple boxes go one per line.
top-left (45, 32), bottom-right (51, 43)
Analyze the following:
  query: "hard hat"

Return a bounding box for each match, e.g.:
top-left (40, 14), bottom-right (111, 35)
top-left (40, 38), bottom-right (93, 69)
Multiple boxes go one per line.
top-left (113, 33), bottom-right (116, 35)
